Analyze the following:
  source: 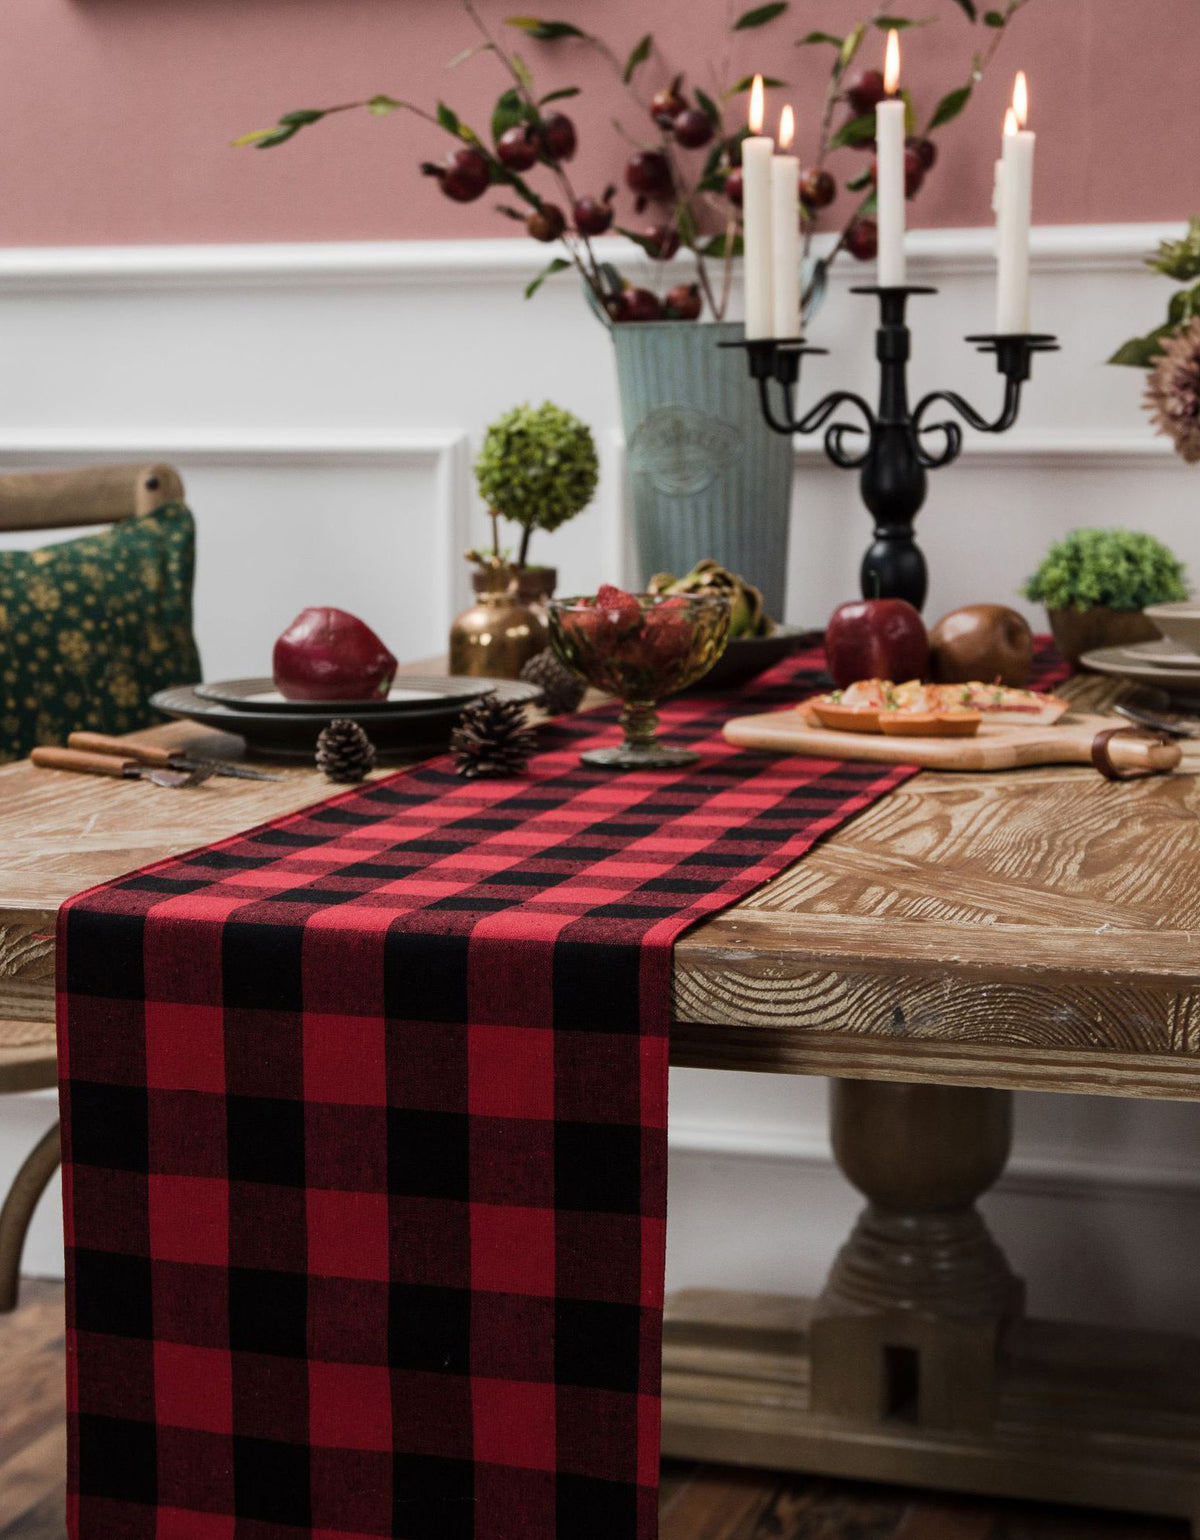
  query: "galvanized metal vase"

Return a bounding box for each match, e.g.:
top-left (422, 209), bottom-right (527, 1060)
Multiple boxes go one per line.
top-left (611, 319), bottom-right (793, 619)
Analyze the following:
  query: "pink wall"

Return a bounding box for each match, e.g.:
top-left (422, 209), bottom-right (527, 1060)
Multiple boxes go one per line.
top-left (1, 0), bottom-right (1196, 248)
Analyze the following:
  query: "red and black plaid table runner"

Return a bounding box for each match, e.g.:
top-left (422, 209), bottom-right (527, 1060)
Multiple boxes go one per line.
top-left (57, 642), bottom-right (1065, 1539)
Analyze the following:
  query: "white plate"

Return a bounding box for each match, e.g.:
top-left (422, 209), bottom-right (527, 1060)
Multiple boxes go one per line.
top-left (1081, 645), bottom-right (1200, 692)
top-left (1118, 638), bottom-right (1200, 669)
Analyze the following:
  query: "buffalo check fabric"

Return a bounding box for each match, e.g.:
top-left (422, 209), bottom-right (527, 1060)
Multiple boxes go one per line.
top-left (57, 641), bottom-right (1066, 1540)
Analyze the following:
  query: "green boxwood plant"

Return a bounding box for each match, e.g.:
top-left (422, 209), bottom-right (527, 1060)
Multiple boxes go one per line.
top-left (1022, 528), bottom-right (1188, 613)
top-left (474, 400), bottom-right (599, 568)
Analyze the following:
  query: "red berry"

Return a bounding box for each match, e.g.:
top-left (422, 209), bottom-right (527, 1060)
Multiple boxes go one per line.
top-left (526, 203), bottom-right (566, 242)
top-left (672, 108), bottom-right (714, 150)
top-left (665, 282), bottom-right (702, 320)
top-left (724, 168), bottom-right (744, 208)
top-left (540, 112), bottom-right (577, 162)
top-left (644, 224), bottom-right (680, 261)
top-left (799, 167), bottom-right (836, 210)
top-left (845, 218), bottom-right (878, 262)
top-left (651, 83), bottom-right (688, 127)
top-left (625, 150), bottom-right (673, 200)
top-left (845, 68), bottom-right (886, 115)
top-left (573, 194), bottom-right (614, 236)
top-left (436, 147), bottom-right (490, 203)
top-left (909, 135), bottom-right (937, 172)
top-left (496, 123), bottom-right (539, 171)
top-left (622, 287), bottom-right (663, 322)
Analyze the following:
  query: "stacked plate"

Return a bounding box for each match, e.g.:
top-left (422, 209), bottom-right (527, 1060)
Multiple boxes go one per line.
top-left (151, 675), bottom-right (541, 760)
top-left (1081, 638), bottom-right (1200, 694)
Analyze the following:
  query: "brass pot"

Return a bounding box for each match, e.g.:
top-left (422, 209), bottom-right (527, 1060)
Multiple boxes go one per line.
top-left (449, 566), bottom-right (555, 680)
top-left (1046, 605), bottom-right (1159, 668)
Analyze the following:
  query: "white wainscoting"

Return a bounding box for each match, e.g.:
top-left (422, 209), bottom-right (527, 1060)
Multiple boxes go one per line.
top-left (4, 224), bottom-right (1200, 1333)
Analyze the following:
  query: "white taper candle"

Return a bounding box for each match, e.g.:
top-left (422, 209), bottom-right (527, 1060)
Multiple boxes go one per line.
top-left (770, 105), bottom-right (801, 339)
top-left (875, 30), bottom-right (906, 288)
top-left (742, 75), bottom-right (775, 339)
top-left (995, 71), bottom-right (1034, 333)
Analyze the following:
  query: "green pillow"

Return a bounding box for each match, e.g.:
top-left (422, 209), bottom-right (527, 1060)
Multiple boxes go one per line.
top-left (0, 503), bottom-right (202, 763)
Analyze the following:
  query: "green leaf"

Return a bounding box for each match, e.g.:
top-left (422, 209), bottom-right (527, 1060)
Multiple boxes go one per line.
top-left (524, 257), bottom-right (572, 300)
top-left (839, 23), bottom-right (866, 68)
top-left (950, 0), bottom-right (977, 17)
top-left (929, 83), bottom-right (972, 129)
top-left (829, 111), bottom-right (876, 150)
top-left (796, 30), bottom-right (842, 45)
top-left (983, 9), bottom-right (1006, 23)
top-left (437, 101), bottom-right (461, 136)
top-left (539, 86), bottom-right (580, 105)
top-left (367, 94), bottom-right (404, 115)
top-left (725, 74), bottom-right (788, 95)
top-left (845, 167), bottom-right (873, 192)
top-left (250, 125), bottom-right (300, 149)
top-left (733, 2), bottom-right (789, 30)
top-left (1107, 334), bottom-right (1167, 369)
top-left (874, 17), bottom-right (923, 29)
top-left (859, 188), bottom-right (878, 216)
top-left (511, 52), bottom-right (534, 91)
top-left (900, 88), bottom-right (916, 136)
top-left (505, 16), bottom-right (586, 40)
top-left (447, 42), bottom-right (495, 68)
top-left (492, 87), bottom-right (528, 143)
top-left (695, 87), bottom-right (721, 125)
top-left (702, 232), bottom-right (745, 258)
top-left (278, 108), bottom-right (326, 127)
top-left (623, 33), bottom-right (652, 83)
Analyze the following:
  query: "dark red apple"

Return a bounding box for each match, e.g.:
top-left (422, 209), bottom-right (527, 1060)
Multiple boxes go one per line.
top-left (928, 603), bottom-right (1033, 687)
top-left (824, 599), bottom-right (928, 688)
top-left (273, 607), bottom-right (398, 701)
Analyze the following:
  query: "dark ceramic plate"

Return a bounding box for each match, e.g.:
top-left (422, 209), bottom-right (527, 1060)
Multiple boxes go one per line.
top-left (194, 675), bottom-right (493, 715)
top-left (152, 678), bottom-right (541, 760)
top-left (686, 624), bottom-right (818, 691)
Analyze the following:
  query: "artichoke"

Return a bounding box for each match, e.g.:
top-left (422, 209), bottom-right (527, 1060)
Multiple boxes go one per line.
top-left (647, 560), bottom-right (773, 639)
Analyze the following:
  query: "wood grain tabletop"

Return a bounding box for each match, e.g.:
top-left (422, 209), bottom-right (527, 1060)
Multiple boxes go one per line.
top-left (4, 672), bottom-right (1199, 1100)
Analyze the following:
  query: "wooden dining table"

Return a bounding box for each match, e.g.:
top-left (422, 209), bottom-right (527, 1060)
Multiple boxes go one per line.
top-left (3, 669), bottom-right (1200, 1534)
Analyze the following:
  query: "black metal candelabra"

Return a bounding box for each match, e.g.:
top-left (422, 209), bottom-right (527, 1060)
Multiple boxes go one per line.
top-left (723, 286), bottom-right (1058, 612)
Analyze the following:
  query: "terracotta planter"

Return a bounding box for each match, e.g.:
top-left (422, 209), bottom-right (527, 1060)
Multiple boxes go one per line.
top-left (1045, 605), bottom-right (1159, 668)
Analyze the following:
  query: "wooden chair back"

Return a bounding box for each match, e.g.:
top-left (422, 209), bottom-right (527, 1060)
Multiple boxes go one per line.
top-left (0, 463), bottom-right (185, 534)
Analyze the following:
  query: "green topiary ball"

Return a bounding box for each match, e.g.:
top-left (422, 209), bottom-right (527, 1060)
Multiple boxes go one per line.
top-left (475, 401), bottom-right (599, 544)
top-left (1022, 528), bottom-right (1188, 612)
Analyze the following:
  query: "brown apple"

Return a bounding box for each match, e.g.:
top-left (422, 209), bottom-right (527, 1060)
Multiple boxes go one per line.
top-left (928, 603), bottom-right (1034, 687)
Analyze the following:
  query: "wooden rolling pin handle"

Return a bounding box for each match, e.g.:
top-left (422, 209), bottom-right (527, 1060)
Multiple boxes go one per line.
top-left (1091, 727), bottom-right (1180, 780)
top-left (31, 747), bottom-right (133, 778)
top-left (68, 731), bottom-right (174, 767)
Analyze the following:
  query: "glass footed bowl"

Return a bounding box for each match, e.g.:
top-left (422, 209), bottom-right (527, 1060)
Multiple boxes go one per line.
top-left (547, 591), bottom-right (732, 769)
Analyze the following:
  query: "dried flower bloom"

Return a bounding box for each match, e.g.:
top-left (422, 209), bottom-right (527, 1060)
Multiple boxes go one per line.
top-left (1146, 316), bottom-right (1200, 464)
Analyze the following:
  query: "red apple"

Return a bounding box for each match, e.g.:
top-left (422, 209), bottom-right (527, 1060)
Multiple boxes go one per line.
top-left (824, 599), bottom-right (928, 688)
top-left (273, 607), bottom-right (398, 701)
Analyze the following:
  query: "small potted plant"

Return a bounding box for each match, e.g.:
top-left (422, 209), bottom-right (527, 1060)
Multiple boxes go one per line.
top-left (451, 400), bottom-right (598, 678)
top-left (1022, 528), bottom-right (1189, 666)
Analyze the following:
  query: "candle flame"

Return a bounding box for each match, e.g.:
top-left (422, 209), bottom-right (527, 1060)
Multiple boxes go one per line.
top-left (883, 29), bottom-right (901, 95)
top-left (1003, 106), bottom-right (1018, 137)
top-left (778, 104), bottom-right (795, 150)
top-left (1012, 69), bottom-right (1029, 128)
top-left (748, 74), bottom-right (765, 135)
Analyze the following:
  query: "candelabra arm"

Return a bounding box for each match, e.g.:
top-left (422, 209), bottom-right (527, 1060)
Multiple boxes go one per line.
top-left (794, 390), bottom-right (877, 468)
top-left (756, 375), bottom-right (800, 437)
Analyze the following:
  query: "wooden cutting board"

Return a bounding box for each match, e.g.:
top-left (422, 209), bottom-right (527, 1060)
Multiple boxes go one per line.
top-left (722, 708), bottom-right (1182, 774)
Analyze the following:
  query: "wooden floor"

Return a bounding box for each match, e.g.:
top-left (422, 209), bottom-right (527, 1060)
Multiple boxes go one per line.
top-left (1, 1283), bottom-right (1187, 1539)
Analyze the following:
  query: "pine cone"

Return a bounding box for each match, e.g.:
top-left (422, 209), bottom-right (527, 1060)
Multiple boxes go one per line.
top-left (451, 694), bottom-right (535, 779)
top-left (315, 718), bottom-right (376, 783)
top-left (519, 648), bottom-right (586, 715)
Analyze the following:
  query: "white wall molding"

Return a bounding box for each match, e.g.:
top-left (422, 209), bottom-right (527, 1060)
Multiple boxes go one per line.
top-left (0, 222), bottom-right (1178, 293)
top-left (795, 428), bottom-right (1176, 471)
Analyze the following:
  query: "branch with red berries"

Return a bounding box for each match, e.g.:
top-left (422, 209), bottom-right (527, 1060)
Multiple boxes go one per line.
top-left (235, 0), bottom-right (1033, 325)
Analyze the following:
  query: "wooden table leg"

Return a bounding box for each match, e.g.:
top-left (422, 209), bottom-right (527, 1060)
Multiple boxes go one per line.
top-left (810, 1079), bottom-right (1024, 1432)
top-left (0, 1121), bottom-right (61, 1313)
top-left (661, 1077), bottom-right (1200, 1530)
